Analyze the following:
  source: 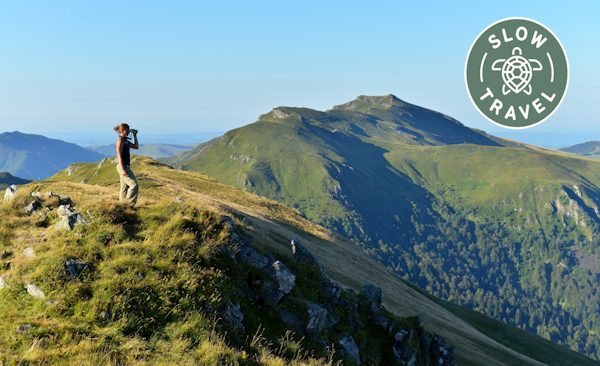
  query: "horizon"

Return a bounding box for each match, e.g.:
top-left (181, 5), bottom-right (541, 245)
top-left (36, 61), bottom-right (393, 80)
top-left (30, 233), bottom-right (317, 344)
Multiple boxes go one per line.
top-left (1, 1), bottom-right (598, 147)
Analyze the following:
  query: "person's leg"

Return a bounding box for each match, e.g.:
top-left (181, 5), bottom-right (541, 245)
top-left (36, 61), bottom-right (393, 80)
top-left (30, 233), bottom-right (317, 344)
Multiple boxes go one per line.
top-left (116, 164), bottom-right (128, 202)
top-left (123, 165), bottom-right (138, 206)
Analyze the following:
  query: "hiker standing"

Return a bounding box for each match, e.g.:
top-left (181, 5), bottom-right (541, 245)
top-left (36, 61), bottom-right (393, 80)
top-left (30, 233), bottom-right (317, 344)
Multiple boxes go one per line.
top-left (114, 123), bottom-right (139, 206)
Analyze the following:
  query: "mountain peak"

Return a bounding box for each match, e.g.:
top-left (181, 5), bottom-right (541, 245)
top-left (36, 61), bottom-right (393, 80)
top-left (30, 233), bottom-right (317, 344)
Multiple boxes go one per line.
top-left (330, 94), bottom-right (406, 113)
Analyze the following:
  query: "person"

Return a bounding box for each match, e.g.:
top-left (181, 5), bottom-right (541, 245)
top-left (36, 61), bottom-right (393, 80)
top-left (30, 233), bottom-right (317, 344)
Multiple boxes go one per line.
top-left (114, 123), bottom-right (139, 206)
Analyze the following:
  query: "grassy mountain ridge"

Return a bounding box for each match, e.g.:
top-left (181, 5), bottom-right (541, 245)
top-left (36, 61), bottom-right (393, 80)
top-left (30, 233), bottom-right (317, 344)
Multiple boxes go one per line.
top-left (0, 171), bottom-right (32, 190)
top-left (560, 141), bottom-right (600, 158)
top-left (39, 156), bottom-right (600, 366)
top-left (160, 95), bottom-right (600, 360)
top-left (0, 131), bottom-right (105, 180)
top-left (158, 137), bottom-right (222, 166)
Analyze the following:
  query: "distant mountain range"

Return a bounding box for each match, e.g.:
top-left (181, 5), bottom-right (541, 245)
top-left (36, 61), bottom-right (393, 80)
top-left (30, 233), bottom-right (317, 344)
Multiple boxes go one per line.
top-left (0, 171), bottom-right (32, 190)
top-left (87, 142), bottom-right (198, 159)
top-left (0, 131), bottom-right (105, 180)
top-left (162, 94), bottom-right (600, 360)
top-left (560, 141), bottom-right (600, 158)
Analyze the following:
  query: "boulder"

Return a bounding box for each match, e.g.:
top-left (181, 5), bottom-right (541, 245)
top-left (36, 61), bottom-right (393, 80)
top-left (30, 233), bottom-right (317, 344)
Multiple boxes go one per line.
top-left (338, 333), bottom-right (361, 364)
top-left (174, 197), bottom-right (184, 203)
top-left (392, 343), bottom-right (417, 366)
top-left (430, 334), bottom-right (455, 366)
top-left (236, 246), bottom-right (270, 269)
top-left (48, 192), bottom-right (72, 205)
top-left (420, 334), bottom-right (431, 365)
top-left (276, 310), bottom-right (305, 332)
top-left (23, 200), bottom-right (40, 214)
top-left (360, 282), bottom-right (383, 304)
top-left (373, 314), bottom-right (390, 329)
top-left (57, 204), bottom-right (76, 217)
top-left (0, 275), bottom-right (6, 289)
top-left (321, 280), bottom-right (342, 303)
top-left (417, 312), bottom-right (425, 326)
top-left (304, 300), bottom-right (328, 333)
top-left (262, 280), bottom-right (284, 304)
top-left (56, 213), bottom-right (89, 231)
top-left (291, 237), bottom-right (329, 280)
top-left (29, 192), bottom-right (42, 198)
top-left (267, 261), bottom-right (296, 294)
top-left (23, 247), bottom-right (36, 258)
top-left (4, 185), bottom-right (17, 200)
top-left (223, 300), bottom-right (245, 334)
top-left (26, 284), bottom-right (45, 299)
top-left (66, 259), bottom-right (89, 278)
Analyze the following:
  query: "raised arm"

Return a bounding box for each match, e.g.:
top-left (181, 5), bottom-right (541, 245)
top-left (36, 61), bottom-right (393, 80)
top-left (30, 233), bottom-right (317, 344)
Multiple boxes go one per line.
top-left (129, 131), bottom-right (139, 149)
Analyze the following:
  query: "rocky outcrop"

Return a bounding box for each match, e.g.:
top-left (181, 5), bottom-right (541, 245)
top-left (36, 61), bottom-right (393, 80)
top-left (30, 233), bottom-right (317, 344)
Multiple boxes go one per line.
top-left (338, 333), bottom-right (361, 364)
top-left (4, 185), bottom-right (17, 200)
top-left (266, 261), bottom-right (296, 294)
top-left (223, 300), bottom-right (245, 334)
top-left (56, 205), bottom-right (89, 231)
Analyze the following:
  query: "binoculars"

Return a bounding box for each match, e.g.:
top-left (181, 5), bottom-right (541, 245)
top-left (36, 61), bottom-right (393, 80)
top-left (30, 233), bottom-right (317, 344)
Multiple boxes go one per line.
top-left (130, 129), bottom-right (138, 134)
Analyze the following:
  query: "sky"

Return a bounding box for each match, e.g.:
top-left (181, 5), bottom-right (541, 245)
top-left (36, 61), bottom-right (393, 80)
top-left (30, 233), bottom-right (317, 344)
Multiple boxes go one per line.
top-left (0, 1), bottom-right (598, 147)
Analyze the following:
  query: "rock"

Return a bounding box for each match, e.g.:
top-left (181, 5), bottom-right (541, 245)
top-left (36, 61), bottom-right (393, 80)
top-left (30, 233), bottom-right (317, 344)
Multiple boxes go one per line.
top-left (26, 284), bottom-right (46, 299)
top-left (392, 343), bottom-right (417, 366)
top-left (421, 334), bottom-right (431, 365)
top-left (57, 204), bottom-right (76, 217)
top-left (322, 281), bottom-right (342, 303)
top-left (23, 200), bottom-right (40, 214)
top-left (276, 310), bottom-right (305, 332)
top-left (395, 331), bottom-right (405, 343)
top-left (236, 246), bottom-right (270, 269)
top-left (46, 300), bottom-right (59, 306)
top-left (267, 261), bottom-right (296, 294)
top-left (4, 185), bottom-right (17, 200)
top-left (16, 324), bottom-right (33, 333)
top-left (338, 333), bottom-right (361, 364)
top-left (223, 300), bottom-right (245, 334)
top-left (23, 247), bottom-right (36, 258)
top-left (174, 197), bottom-right (184, 203)
top-left (56, 213), bottom-right (89, 230)
top-left (291, 237), bottom-right (329, 280)
top-left (324, 305), bottom-right (339, 329)
top-left (430, 334), bottom-right (455, 366)
top-left (66, 259), bottom-right (89, 278)
top-left (370, 302), bottom-right (381, 314)
top-left (373, 314), bottom-right (390, 329)
top-left (99, 311), bottom-right (111, 322)
top-left (262, 280), bottom-right (284, 304)
top-left (360, 282), bottom-right (383, 304)
top-left (1, 251), bottom-right (10, 259)
top-left (29, 192), bottom-right (42, 198)
top-left (304, 300), bottom-right (328, 333)
top-left (417, 312), bottom-right (425, 326)
top-left (48, 192), bottom-right (72, 206)
top-left (0, 275), bottom-right (6, 289)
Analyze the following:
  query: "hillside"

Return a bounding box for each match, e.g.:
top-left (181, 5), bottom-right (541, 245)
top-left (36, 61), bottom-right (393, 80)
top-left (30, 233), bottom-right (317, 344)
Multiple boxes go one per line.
top-left (31, 156), bottom-right (600, 366)
top-left (560, 141), bottom-right (600, 158)
top-left (0, 131), bottom-right (105, 180)
top-left (0, 171), bottom-right (32, 190)
top-left (158, 137), bottom-right (221, 166)
top-left (160, 95), bottom-right (600, 360)
top-left (88, 142), bottom-right (197, 159)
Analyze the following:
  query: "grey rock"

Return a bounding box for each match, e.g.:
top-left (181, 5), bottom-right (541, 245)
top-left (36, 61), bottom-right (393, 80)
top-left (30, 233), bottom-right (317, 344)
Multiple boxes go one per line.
top-left (0, 275), bottom-right (6, 289)
top-left (338, 333), bottom-right (360, 364)
top-left (421, 334), bottom-right (431, 365)
top-left (431, 334), bottom-right (455, 366)
top-left (395, 331), bottom-right (405, 343)
top-left (174, 197), bottom-right (184, 203)
top-left (23, 247), bottom-right (36, 258)
top-left (23, 200), bottom-right (40, 214)
top-left (48, 192), bottom-right (71, 205)
top-left (392, 343), bottom-right (417, 366)
top-left (373, 314), bottom-right (390, 328)
top-left (4, 185), bottom-right (17, 200)
top-left (267, 261), bottom-right (296, 294)
top-left (26, 284), bottom-right (46, 299)
top-left (236, 246), bottom-right (270, 269)
top-left (291, 237), bottom-right (330, 281)
top-left (17, 324), bottom-right (33, 333)
top-left (29, 192), bottom-right (42, 198)
top-left (262, 280), bottom-right (284, 304)
top-left (223, 300), bottom-right (245, 334)
top-left (370, 301), bottom-right (381, 314)
top-left (57, 204), bottom-right (76, 217)
top-left (276, 310), bottom-right (305, 332)
top-left (66, 259), bottom-right (89, 278)
top-left (324, 309), bottom-right (339, 329)
top-left (56, 213), bottom-right (89, 231)
top-left (321, 280), bottom-right (341, 303)
top-left (46, 300), bottom-right (59, 306)
top-left (417, 312), bottom-right (425, 326)
top-left (99, 311), bottom-right (111, 322)
top-left (360, 282), bottom-right (383, 304)
top-left (305, 300), bottom-right (328, 333)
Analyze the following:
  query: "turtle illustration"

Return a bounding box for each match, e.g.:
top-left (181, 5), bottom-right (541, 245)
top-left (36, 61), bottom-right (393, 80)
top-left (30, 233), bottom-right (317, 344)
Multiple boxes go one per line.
top-left (491, 47), bottom-right (543, 95)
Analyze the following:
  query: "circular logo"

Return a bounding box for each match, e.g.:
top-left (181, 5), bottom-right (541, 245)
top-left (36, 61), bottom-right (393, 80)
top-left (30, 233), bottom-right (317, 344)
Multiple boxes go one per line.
top-left (465, 18), bottom-right (569, 129)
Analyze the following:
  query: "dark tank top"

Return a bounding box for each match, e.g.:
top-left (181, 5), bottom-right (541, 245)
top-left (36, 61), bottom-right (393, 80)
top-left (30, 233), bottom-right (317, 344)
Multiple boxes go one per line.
top-left (119, 136), bottom-right (131, 166)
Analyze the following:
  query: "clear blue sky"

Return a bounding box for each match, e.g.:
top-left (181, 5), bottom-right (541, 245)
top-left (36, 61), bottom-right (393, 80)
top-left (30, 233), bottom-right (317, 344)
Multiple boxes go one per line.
top-left (0, 1), bottom-right (598, 144)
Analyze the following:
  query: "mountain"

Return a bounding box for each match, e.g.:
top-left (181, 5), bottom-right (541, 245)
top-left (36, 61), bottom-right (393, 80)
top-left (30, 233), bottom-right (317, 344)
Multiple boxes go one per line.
top-left (158, 137), bottom-right (221, 166)
top-left (24, 155), bottom-right (598, 365)
top-left (87, 142), bottom-right (198, 159)
top-left (560, 141), bottom-right (600, 158)
top-left (0, 171), bottom-right (32, 190)
top-left (161, 94), bottom-right (600, 360)
top-left (0, 131), bottom-right (105, 180)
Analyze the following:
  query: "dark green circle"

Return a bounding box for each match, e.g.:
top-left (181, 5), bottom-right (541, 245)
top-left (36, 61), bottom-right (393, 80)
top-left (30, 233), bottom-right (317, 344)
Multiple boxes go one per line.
top-left (465, 18), bottom-right (569, 129)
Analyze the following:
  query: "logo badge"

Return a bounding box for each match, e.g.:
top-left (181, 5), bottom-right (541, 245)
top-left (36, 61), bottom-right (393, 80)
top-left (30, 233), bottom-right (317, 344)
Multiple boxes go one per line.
top-left (465, 18), bottom-right (569, 129)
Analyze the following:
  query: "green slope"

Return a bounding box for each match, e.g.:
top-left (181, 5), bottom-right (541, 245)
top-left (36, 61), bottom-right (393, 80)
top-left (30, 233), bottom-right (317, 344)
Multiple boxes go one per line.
top-left (0, 171), bottom-right (32, 190)
top-left (162, 95), bottom-right (600, 361)
top-left (157, 137), bottom-right (221, 166)
top-left (41, 156), bottom-right (600, 366)
top-left (561, 141), bottom-right (600, 158)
